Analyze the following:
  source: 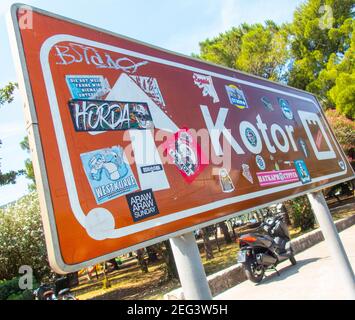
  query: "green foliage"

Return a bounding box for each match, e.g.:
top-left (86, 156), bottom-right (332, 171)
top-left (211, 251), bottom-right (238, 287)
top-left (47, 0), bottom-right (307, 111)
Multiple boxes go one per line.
top-left (20, 136), bottom-right (36, 190)
top-left (0, 278), bottom-right (36, 300)
top-left (198, 21), bottom-right (289, 82)
top-left (288, 0), bottom-right (354, 117)
top-left (0, 83), bottom-right (18, 106)
top-left (325, 109), bottom-right (355, 165)
top-left (289, 196), bottom-right (315, 232)
top-left (197, 0), bottom-right (354, 119)
top-left (0, 82), bottom-right (24, 186)
top-left (0, 192), bottom-right (52, 282)
top-left (0, 170), bottom-right (20, 186)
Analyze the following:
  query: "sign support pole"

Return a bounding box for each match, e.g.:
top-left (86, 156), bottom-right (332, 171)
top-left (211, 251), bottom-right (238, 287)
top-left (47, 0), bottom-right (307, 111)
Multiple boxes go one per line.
top-left (170, 232), bottom-right (212, 300)
top-left (307, 191), bottom-right (355, 299)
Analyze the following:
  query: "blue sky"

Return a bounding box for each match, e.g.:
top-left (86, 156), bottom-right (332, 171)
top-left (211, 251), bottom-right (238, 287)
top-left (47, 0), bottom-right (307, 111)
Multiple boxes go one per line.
top-left (0, 0), bottom-right (305, 205)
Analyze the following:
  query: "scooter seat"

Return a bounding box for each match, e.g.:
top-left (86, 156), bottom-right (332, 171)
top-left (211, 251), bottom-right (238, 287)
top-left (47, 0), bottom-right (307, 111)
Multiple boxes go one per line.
top-left (59, 288), bottom-right (70, 296)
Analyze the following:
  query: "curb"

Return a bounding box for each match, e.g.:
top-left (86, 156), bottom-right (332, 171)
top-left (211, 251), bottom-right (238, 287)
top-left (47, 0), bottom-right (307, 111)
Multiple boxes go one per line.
top-left (164, 214), bottom-right (355, 300)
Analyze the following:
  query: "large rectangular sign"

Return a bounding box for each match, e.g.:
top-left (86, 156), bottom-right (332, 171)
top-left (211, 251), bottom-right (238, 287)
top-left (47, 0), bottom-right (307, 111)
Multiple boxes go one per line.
top-left (8, 4), bottom-right (354, 273)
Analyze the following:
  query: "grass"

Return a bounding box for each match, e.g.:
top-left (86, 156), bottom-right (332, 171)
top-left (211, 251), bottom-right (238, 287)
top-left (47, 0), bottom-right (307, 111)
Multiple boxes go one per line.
top-left (75, 199), bottom-right (354, 301)
top-left (75, 243), bottom-right (241, 301)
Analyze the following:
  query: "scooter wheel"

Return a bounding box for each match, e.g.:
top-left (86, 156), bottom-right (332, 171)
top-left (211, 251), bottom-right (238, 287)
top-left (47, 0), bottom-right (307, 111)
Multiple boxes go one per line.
top-left (244, 257), bottom-right (265, 283)
top-left (289, 255), bottom-right (297, 266)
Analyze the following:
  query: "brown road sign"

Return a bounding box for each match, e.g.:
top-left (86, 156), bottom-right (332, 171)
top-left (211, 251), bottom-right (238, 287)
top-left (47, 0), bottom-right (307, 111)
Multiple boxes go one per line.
top-left (8, 4), bottom-right (354, 273)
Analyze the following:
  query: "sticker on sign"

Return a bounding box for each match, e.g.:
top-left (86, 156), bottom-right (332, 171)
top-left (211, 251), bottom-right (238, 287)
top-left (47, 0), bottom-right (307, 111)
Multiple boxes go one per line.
top-left (7, 4), bottom-right (354, 273)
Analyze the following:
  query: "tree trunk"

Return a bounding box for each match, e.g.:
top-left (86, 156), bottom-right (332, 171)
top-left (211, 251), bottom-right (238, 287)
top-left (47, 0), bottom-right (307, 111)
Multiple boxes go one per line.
top-left (213, 225), bottom-right (221, 252)
top-left (283, 201), bottom-right (294, 227)
top-left (219, 222), bottom-right (232, 244)
top-left (201, 227), bottom-right (214, 260)
top-left (280, 204), bottom-right (292, 226)
top-left (136, 249), bottom-right (148, 273)
top-left (162, 241), bottom-right (179, 280)
top-left (229, 221), bottom-right (237, 240)
top-left (146, 245), bottom-right (159, 263)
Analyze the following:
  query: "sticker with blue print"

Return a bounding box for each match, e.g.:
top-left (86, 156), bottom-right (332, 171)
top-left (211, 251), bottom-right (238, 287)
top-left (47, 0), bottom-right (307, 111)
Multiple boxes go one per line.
top-left (256, 155), bottom-right (266, 171)
top-left (278, 98), bottom-right (294, 120)
top-left (225, 85), bottom-right (249, 109)
top-left (294, 160), bottom-right (311, 184)
top-left (66, 75), bottom-right (111, 100)
top-left (81, 146), bottom-right (139, 204)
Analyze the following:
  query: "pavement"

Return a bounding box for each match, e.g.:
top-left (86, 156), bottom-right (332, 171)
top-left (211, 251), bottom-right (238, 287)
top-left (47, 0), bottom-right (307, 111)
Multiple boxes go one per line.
top-left (215, 225), bottom-right (355, 300)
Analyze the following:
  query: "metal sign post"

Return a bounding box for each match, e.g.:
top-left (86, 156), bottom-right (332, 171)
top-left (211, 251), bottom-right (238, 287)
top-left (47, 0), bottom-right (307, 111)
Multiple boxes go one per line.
top-left (170, 232), bottom-right (212, 300)
top-left (307, 191), bottom-right (355, 299)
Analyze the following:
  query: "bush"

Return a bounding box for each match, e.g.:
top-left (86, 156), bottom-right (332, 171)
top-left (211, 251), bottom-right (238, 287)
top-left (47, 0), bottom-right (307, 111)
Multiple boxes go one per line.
top-left (0, 192), bottom-right (53, 282)
top-left (325, 109), bottom-right (355, 168)
top-left (289, 196), bottom-right (315, 232)
top-left (0, 278), bottom-right (36, 300)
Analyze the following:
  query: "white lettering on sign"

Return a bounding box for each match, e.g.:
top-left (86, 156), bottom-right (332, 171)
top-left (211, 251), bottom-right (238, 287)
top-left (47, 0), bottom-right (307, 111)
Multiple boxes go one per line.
top-left (201, 105), bottom-right (245, 156)
top-left (54, 43), bottom-right (148, 73)
top-left (201, 105), bottom-right (329, 158)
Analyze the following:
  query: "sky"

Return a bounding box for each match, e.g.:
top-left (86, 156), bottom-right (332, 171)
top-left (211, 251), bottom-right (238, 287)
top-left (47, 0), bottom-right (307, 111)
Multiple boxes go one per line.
top-left (0, 0), bottom-right (305, 206)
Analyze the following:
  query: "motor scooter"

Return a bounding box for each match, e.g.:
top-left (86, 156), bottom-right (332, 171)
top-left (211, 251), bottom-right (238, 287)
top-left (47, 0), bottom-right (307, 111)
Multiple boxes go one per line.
top-left (34, 278), bottom-right (77, 300)
top-left (237, 213), bottom-right (296, 283)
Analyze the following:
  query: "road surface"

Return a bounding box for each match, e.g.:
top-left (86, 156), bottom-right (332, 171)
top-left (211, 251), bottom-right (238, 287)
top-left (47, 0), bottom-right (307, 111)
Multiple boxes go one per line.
top-left (215, 225), bottom-right (355, 300)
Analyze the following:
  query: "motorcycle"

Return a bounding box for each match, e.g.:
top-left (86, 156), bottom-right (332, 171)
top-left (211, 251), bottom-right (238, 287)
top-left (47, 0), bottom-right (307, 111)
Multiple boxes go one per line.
top-left (237, 213), bottom-right (297, 283)
top-left (34, 278), bottom-right (77, 300)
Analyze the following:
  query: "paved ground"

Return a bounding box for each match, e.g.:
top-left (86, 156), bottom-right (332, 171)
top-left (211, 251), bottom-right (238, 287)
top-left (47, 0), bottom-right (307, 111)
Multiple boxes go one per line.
top-left (215, 225), bottom-right (355, 300)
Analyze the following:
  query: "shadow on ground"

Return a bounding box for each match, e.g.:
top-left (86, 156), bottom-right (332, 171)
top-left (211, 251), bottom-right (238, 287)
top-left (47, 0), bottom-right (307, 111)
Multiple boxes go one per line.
top-left (256, 257), bottom-right (322, 286)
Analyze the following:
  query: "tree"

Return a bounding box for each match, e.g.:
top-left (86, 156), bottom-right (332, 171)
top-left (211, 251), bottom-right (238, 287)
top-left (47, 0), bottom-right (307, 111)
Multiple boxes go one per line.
top-left (198, 21), bottom-right (289, 82)
top-left (20, 136), bottom-right (36, 191)
top-left (288, 0), bottom-right (354, 117)
top-left (135, 249), bottom-right (148, 273)
top-left (218, 222), bottom-right (232, 244)
top-left (325, 20), bottom-right (355, 119)
top-left (0, 83), bottom-right (24, 186)
top-left (162, 241), bottom-right (179, 280)
top-left (0, 83), bottom-right (17, 105)
top-left (285, 196), bottom-right (315, 232)
top-left (201, 227), bottom-right (214, 260)
top-left (0, 192), bottom-right (52, 281)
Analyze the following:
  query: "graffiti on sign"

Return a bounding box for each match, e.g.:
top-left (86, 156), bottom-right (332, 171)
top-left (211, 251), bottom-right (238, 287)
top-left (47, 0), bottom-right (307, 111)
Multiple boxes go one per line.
top-left (55, 43), bottom-right (148, 72)
top-left (68, 100), bottom-right (154, 132)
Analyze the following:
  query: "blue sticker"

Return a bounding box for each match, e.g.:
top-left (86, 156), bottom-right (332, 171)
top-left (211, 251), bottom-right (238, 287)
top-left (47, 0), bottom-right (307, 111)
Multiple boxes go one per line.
top-left (245, 128), bottom-right (258, 147)
top-left (294, 160), bottom-right (311, 184)
top-left (81, 146), bottom-right (139, 204)
top-left (261, 97), bottom-right (274, 112)
top-left (298, 138), bottom-right (310, 158)
top-left (339, 161), bottom-right (346, 171)
top-left (256, 155), bottom-right (266, 171)
top-left (66, 75), bottom-right (111, 100)
top-left (278, 98), bottom-right (294, 120)
top-left (225, 85), bottom-right (249, 109)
